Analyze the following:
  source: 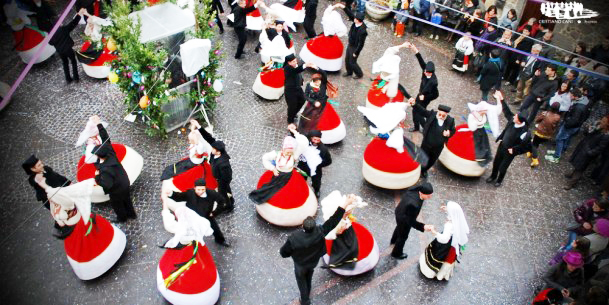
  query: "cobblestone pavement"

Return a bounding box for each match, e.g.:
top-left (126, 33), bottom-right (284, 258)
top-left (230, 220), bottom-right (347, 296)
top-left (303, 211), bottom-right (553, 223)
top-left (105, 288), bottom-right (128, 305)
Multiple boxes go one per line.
top-left (0, 2), bottom-right (603, 305)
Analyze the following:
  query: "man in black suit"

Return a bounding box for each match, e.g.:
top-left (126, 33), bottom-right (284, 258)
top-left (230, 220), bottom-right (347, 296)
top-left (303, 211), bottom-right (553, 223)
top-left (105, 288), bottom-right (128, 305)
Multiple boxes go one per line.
top-left (49, 9), bottom-right (85, 83)
top-left (22, 155), bottom-right (71, 210)
top-left (406, 43), bottom-right (439, 132)
top-left (164, 178), bottom-right (231, 247)
top-left (296, 130), bottom-right (332, 198)
top-left (233, 0), bottom-right (264, 59)
top-left (284, 54), bottom-right (317, 124)
top-left (280, 194), bottom-right (356, 305)
top-left (408, 101), bottom-right (456, 177)
top-left (343, 12), bottom-right (367, 79)
top-left (390, 182), bottom-right (434, 259)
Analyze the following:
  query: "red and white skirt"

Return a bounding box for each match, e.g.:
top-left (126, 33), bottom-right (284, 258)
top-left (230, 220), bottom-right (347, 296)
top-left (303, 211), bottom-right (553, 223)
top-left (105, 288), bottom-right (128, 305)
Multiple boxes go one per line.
top-left (252, 68), bottom-right (285, 100)
top-left (254, 170), bottom-right (317, 227)
top-left (362, 138), bottom-right (421, 189)
top-left (13, 26), bottom-right (55, 64)
top-left (317, 104), bottom-right (346, 144)
top-left (76, 144), bottom-right (144, 202)
top-left (365, 78), bottom-right (405, 109)
top-left (80, 40), bottom-right (118, 79)
top-left (299, 34), bottom-right (344, 71)
top-left (64, 214), bottom-right (126, 280)
top-left (438, 124), bottom-right (485, 177)
top-left (164, 159), bottom-right (219, 193)
top-left (157, 243), bottom-right (220, 305)
top-left (323, 222), bottom-right (380, 276)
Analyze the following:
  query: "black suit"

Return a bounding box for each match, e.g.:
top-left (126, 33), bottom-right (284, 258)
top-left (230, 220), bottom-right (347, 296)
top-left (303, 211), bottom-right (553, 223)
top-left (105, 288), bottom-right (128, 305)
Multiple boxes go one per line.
top-left (345, 22), bottom-right (367, 77)
top-left (280, 207), bottom-right (345, 305)
top-left (49, 15), bottom-right (81, 81)
top-left (297, 143), bottom-right (332, 196)
top-left (170, 189), bottom-right (227, 243)
top-left (233, 4), bottom-right (256, 58)
top-left (212, 0), bottom-right (224, 32)
top-left (407, 53), bottom-right (439, 131)
top-left (303, 0), bottom-right (318, 38)
top-left (198, 127), bottom-right (235, 211)
top-left (28, 0), bottom-right (56, 32)
top-left (94, 124), bottom-right (136, 221)
top-left (415, 104), bottom-right (456, 173)
top-left (284, 63), bottom-right (306, 123)
top-left (391, 190), bottom-right (426, 257)
top-left (27, 166), bottom-right (71, 210)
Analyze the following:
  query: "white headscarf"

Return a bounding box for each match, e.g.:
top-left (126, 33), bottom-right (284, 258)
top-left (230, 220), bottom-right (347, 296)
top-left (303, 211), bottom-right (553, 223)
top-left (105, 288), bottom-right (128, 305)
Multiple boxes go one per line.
top-left (46, 179), bottom-right (95, 226)
top-left (371, 46), bottom-right (401, 81)
top-left (321, 6), bottom-right (347, 36)
top-left (320, 190), bottom-right (367, 240)
top-left (75, 118), bottom-right (108, 147)
top-left (163, 206), bottom-right (214, 249)
top-left (446, 201), bottom-right (469, 257)
top-left (467, 101), bottom-right (502, 138)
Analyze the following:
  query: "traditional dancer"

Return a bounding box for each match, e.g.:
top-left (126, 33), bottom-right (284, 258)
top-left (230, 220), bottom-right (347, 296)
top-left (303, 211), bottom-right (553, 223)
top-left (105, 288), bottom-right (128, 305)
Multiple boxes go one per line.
top-left (249, 125), bottom-right (319, 227)
top-left (49, 9), bottom-right (86, 83)
top-left (280, 194), bottom-right (356, 305)
top-left (4, 0), bottom-right (56, 64)
top-left (269, 0), bottom-right (305, 32)
top-left (258, 19), bottom-right (293, 63)
top-left (75, 9), bottom-right (116, 79)
top-left (320, 191), bottom-right (379, 276)
top-left (35, 178), bottom-right (126, 280)
top-left (298, 69), bottom-right (346, 144)
top-left (160, 125), bottom-right (217, 194)
top-left (284, 54), bottom-right (317, 124)
top-left (75, 117), bottom-right (144, 203)
top-left (227, 0), bottom-right (264, 31)
top-left (343, 12), bottom-right (367, 79)
top-left (391, 182), bottom-right (434, 259)
top-left (465, 97), bottom-right (503, 167)
top-left (366, 42), bottom-right (409, 109)
top-left (232, 0), bottom-right (264, 59)
top-left (252, 56), bottom-right (286, 100)
top-left (419, 201), bottom-right (469, 280)
top-left (299, 3), bottom-right (347, 72)
top-left (23, 155), bottom-right (70, 210)
top-left (157, 205), bottom-right (220, 305)
top-left (406, 43), bottom-right (439, 133)
top-left (296, 130), bottom-right (332, 198)
top-left (409, 101), bottom-right (455, 177)
top-left (452, 33), bottom-right (474, 72)
top-left (358, 102), bottom-right (427, 189)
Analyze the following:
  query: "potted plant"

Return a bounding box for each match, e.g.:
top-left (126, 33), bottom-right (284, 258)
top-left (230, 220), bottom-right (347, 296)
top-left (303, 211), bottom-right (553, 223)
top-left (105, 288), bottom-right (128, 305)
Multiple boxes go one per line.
top-left (366, 0), bottom-right (392, 21)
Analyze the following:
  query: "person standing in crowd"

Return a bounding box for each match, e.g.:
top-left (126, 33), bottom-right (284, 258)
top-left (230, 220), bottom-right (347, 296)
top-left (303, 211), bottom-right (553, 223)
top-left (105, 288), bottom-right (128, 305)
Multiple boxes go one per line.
top-left (498, 8), bottom-right (518, 32)
top-left (564, 116), bottom-right (609, 190)
top-left (22, 155), bottom-right (71, 210)
top-left (391, 182), bottom-right (435, 259)
top-left (191, 120), bottom-right (235, 213)
top-left (539, 31), bottom-right (557, 61)
top-left (504, 27), bottom-right (534, 87)
top-left (408, 101), bottom-right (455, 177)
top-left (233, 0), bottom-right (264, 59)
top-left (406, 43), bottom-right (439, 133)
top-left (27, 0), bottom-right (56, 32)
top-left (296, 130), bottom-right (332, 198)
top-left (485, 93), bottom-right (531, 187)
top-left (590, 36), bottom-right (609, 65)
top-left (528, 102), bottom-right (561, 168)
top-left (164, 179), bottom-right (231, 247)
top-left (474, 19), bottom-right (499, 60)
top-left (519, 64), bottom-right (560, 123)
top-left (90, 115), bottom-right (137, 222)
top-left (49, 8), bottom-right (86, 84)
top-left (280, 194), bottom-right (356, 305)
top-left (343, 12), bottom-right (367, 80)
top-left (284, 54), bottom-right (318, 124)
top-left (447, 0), bottom-right (477, 41)
top-left (303, 0), bottom-right (318, 39)
top-left (478, 49), bottom-right (502, 101)
top-left (411, 0), bottom-right (430, 37)
top-left (546, 88), bottom-right (588, 163)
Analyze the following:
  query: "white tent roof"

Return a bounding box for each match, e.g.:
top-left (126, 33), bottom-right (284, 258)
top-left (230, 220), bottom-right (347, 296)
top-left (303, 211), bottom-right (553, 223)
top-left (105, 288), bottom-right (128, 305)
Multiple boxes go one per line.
top-left (129, 3), bottom-right (196, 43)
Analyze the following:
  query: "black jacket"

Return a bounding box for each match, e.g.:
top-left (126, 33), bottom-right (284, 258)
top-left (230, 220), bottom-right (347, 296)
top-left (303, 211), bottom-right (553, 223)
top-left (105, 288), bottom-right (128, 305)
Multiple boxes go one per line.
top-left (347, 23), bottom-right (367, 56)
top-left (416, 104), bottom-right (456, 149)
top-left (49, 15), bottom-right (81, 55)
top-left (569, 129), bottom-right (609, 171)
top-left (197, 127), bottom-right (233, 187)
top-left (479, 59), bottom-right (503, 91)
top-left (284, 63), bottom-right (305, 89)
top-left (233, 4), bottom-right (256, 28)
top-left (564, 101), bottom-right (589, 129)
top-left (530, 75), bottom-right (559, 102)
top-left (170, 189), bottom-right (225, 218)
top-left (280, 207), bottom-right (345, 269)
top-left (93, 124), bottom-right (130, 196)
top-left (28, 0), bottom-right (56, 32)
top-left (496, 99), bottom-right (531, 154)
top-left (395, 190), bottom-right (426, 232)
top-left (27, 166), bottom-right (70, 206)
top-left (411, 53), bottom-right (439, 102)
top-left (304, 0), bottom-right (318, 19)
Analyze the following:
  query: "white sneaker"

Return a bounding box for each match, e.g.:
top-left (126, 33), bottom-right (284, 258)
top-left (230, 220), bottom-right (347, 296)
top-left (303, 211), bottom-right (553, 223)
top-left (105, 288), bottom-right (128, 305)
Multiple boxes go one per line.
top-left (429, 34), bottom-right (434, 39)
top-left (505, 81), bottom-right (511, 86)
top-left (435, 35), bottom-right (439, 40)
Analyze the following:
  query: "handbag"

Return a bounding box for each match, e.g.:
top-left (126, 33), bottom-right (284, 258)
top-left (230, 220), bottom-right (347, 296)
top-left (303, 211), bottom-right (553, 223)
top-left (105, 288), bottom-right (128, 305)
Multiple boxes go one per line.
top-left (327, 81), bottom-right (339, 99)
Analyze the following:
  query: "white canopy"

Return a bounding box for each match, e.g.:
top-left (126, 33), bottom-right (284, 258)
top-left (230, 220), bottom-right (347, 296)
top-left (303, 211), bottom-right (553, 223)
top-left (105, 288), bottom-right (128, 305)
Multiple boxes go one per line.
top-left (129, 3), bottom-right (195, 43)
top-left (180, 39), bottom-right (211, 77)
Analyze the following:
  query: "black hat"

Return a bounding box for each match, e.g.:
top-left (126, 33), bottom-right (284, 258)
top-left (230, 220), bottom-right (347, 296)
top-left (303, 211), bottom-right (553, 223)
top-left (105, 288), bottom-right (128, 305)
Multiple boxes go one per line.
top-left (438, 105), bottom-right (451, 113)
top-left (22, 154), bottom-right (39, 175)
top-left (308, 130), bottom-right (322, 138)
top-left (285, 54), bottom-right (296, 62)
top-left (92, 144), bottom-right (111, 158)
top-left (517, 112), bottom-right (527, 123)
top-left (354, 12), bottom-right (365, 22)
top-left (194, 178), bottom-right (206, 187)
top-left (490, 48), bottom-right (501, 58)
top-left (418, 182), bottom-right (434, 195)
top-left (275, 20), bottom-right (285, 25)
top-left (425, 61), bottom-right (435, 73)
top-left (211, 141), bottom-right (226, 153)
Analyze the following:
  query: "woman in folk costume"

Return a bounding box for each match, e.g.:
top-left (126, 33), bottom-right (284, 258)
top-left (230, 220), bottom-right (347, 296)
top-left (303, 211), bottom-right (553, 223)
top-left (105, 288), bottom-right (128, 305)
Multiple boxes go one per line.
top-left (419, 201), bottom-right (469, 280)
top-left (452, 32), bottom-right (474, 72)
top-left (249, 125), bottom-right (320, 226)
top-left (439, 92), bottom-right (502, 177)
top-left (160, 125), bottom-right (218, 193)
top-left (269, 0), bottom-right (305, 32)
top-left (258, 18), bottom-right (294, 64)
top-left (253, 56), bottom-right (286, 100)
top-left (75, 118), bottom-right (144, 203)
top-left (157, 204), bottom-right (220, 305)
top-left (358, 102), bottom-right (428, 189)
top-left (4, 0), bottom-right (55, 64)
top-left (75, 9), bottom-right (116, 78)
top-left (321, 191), bottom-right (379, 276)
top-left (298, 69), bottom-right (346, 144)
top-left (366, 43), bottom-right (410, 109)
top-left (299, 3), bottom-right (347, 72)
top-left (227, 0), bottom-right (265, 31)
top-left (34, 178), bottom-right (126, 280)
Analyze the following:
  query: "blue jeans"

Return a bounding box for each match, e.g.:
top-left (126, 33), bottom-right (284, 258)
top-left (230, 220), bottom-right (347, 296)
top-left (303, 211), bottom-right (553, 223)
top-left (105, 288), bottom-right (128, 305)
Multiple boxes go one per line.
top-left (554, 124), bottom-right (579, 158)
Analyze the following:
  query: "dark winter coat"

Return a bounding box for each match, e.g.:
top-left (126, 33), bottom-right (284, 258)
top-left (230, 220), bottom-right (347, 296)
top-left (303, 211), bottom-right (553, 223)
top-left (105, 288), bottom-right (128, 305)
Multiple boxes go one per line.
top-left (530, 75), bottom-right (560, 103)
top-left (573, 198), bottom-right (609, 235)
top-left (563, 101), bottom-right (589, 129)
top-left (479, 58), bottom-right (502, 91)
top-left (534, 110), bottom-right (561, 138)
top-left (569, 128), bottom-right (609, 171)
top-left (543, 262), bottom-right (585, 292)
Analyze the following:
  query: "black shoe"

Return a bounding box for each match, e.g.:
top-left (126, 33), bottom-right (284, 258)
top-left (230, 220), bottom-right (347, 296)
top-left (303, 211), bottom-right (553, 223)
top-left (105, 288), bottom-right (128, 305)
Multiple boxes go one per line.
top-left (421, 171), bottom-right (428, 178)
top-left (485, 177), bottom-right (495, 183)
top-left (219, 29), bottom-right (224, 34)
top-left (564, 172), bottom-right (574, 179)
top-left (391, 253), bottom-right (408, 259)
top-left (112, 217), bottom-right (128, 223)
top-left (128, 213), bottom-right (137, 219)
top-left (408, 127), bottom-right (419, 133)
top-left (564, 184), bottom-right (574, 190)
top-left (353, 74), bottom-right (363, 79)
top-left (342, 72), bottom-right (352, 77)
top-left (216, 240), bottom-right (231, 247)
top-left (494, 182), bottom-right (502, 187)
